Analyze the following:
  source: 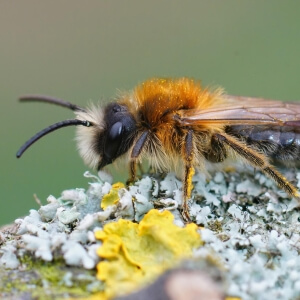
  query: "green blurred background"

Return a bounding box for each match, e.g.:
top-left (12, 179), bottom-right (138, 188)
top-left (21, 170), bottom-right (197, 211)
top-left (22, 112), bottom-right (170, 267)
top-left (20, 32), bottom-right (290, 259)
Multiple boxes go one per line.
top-left (1, 1), bottom-right (300, 225)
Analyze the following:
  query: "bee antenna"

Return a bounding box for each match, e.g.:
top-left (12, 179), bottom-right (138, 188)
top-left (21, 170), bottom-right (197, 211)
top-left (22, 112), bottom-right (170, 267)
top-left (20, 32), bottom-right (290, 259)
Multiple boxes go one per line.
top-left (19, 95), bottom-right (86, 112)
top-left (16, 119), bottom-right (92, 158)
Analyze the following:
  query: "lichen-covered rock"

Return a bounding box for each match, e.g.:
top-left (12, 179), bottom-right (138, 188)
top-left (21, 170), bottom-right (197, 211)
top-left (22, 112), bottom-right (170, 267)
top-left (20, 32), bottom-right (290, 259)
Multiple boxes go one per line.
top-left (1, 168), bottom-right (300, 299)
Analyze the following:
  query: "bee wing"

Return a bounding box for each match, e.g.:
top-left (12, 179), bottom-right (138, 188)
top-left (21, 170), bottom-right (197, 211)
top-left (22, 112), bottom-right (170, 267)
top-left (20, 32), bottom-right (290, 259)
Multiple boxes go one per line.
top-left (178, 95), bottom-right (300, 127)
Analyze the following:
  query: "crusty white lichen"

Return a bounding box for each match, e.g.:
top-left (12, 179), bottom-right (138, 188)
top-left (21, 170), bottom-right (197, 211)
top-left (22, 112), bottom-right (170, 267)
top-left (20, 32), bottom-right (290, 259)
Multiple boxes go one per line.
top-left (1, 167), bottom-right (300, 299)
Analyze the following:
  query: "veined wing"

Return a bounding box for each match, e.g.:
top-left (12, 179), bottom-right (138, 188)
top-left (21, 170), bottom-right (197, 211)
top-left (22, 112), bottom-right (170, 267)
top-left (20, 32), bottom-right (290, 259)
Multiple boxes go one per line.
top-left (177, 95), bottom-right (300, 126)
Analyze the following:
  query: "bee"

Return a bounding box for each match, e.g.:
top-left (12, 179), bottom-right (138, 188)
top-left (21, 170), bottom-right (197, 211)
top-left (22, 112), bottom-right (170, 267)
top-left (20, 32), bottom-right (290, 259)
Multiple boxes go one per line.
top-left (17, 78), bottom-right (300, 221)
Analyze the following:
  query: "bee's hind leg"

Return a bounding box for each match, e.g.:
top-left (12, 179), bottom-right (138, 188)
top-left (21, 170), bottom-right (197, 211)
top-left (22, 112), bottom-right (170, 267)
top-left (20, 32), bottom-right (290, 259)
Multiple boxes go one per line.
top-left (214, 133), bottom-right (300, 199)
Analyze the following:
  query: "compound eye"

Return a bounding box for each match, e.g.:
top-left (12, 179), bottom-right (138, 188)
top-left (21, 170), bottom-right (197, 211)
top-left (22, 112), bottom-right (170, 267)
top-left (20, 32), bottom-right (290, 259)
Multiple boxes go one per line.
top-left (104, 121), bottom-right (123, 160)
top-left (109, 121), bottom-right (123, 140)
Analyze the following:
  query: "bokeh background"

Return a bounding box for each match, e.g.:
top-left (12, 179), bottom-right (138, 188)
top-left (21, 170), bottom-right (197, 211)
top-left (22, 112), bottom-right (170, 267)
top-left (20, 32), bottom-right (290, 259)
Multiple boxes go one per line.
top-left (1, 1), bottom-right (300, 226)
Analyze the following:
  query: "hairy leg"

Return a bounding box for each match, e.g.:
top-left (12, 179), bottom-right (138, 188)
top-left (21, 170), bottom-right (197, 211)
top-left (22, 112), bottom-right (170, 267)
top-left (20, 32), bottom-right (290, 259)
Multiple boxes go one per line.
top-left (182, 129), bottom-right (195, 222)
top-left (214, 133), bottom-right (299, 198)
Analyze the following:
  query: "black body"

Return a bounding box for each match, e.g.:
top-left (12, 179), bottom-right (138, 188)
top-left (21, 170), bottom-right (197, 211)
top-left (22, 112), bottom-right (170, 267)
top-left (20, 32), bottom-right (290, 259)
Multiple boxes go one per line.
top-left (226, 125), bottom-right (300, 163)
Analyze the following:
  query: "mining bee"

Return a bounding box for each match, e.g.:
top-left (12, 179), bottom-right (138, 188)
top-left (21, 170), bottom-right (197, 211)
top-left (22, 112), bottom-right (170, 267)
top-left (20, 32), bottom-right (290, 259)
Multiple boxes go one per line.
top-left (17, 78), bottom-right (300, 220)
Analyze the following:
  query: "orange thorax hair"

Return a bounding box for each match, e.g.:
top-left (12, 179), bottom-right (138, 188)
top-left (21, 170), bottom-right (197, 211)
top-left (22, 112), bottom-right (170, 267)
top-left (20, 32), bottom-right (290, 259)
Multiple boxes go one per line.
top-left (119, 78), bottom-right (224, 163)
top-left (125, 78), bottom-right (223, 129)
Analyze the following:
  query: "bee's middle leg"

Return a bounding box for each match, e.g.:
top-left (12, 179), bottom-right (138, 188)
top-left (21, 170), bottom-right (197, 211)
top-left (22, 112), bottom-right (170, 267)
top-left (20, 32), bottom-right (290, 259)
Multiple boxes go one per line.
top-left (182, 129), bottom-right (195, 222)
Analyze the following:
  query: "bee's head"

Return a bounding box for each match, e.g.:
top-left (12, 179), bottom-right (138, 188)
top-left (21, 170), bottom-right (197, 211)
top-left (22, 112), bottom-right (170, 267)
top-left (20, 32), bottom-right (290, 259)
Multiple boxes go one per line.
top-left (16, 96), bottom-right (137, 171)
top-left (76, 102), bottom-right (137, 170)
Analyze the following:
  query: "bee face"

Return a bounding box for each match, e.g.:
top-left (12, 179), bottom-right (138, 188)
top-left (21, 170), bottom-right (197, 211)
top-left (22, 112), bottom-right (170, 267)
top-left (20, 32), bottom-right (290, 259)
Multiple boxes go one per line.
top-left (17, 78), bottom-right (300, 221)
top-left (76, 102), bottom-right (137, 170)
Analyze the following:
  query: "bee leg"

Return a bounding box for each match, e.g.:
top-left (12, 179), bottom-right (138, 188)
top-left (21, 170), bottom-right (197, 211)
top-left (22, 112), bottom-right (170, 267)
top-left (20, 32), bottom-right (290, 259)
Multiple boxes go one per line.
top-left (127, 161), bottom-right (146, 185)
top-left (127, 131), bottom-right (149, 185)
top-left (137, 162), bottom-right (145, 175)
top-left (182, 129), bottom-right (195, 222)
top-left (204, 134), bottom-right (227, 163)
top-left (126, 160), bottom-right (137, 185)
top-left (214, 133), bottom-right (300, 198)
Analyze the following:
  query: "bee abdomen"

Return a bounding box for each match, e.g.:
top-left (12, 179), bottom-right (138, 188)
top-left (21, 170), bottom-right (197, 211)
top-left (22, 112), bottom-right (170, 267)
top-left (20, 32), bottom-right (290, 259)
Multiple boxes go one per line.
top-left (226, 125), bottom-right (300, 162)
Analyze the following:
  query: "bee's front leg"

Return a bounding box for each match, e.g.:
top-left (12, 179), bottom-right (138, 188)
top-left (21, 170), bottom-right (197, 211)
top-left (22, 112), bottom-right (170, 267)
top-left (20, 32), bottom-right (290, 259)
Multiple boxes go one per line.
top-left (128, 131), bottom-right (150, 185)
top-left (127, 160), bottom-right (137, 186)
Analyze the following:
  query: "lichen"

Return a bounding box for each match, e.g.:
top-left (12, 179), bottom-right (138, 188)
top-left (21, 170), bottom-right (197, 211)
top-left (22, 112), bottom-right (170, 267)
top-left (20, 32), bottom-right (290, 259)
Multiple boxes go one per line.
top-left (94, 209), bottom-right (202, 299)
top-left (0, 258), bottom-right (100, 299)
top-left (101, 182), bottom-right (125, 210)
top-left (1, 167), bottom-right (300, 299)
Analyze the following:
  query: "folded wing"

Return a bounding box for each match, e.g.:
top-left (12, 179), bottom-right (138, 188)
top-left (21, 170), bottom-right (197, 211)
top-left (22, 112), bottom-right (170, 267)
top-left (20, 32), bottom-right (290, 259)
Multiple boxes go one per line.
top-left (177, 95), bottom-right (300, 126)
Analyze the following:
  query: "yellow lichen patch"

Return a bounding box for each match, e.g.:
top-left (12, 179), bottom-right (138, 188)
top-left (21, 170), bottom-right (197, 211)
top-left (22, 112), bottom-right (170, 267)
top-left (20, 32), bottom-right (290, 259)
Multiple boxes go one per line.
top-left (94, 209), bottom-right (202, 299)
top-left (100, 182), bottom-right (125, 210)
top-left (82, 292), bottom-right (106, 300)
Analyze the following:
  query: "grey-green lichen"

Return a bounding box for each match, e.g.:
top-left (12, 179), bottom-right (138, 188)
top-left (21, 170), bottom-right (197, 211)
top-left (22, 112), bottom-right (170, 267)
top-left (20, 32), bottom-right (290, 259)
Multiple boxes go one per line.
top-left (0, 256), bottom-right (102, 299)
top-left (1, 167), bottom-right (300, 299)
